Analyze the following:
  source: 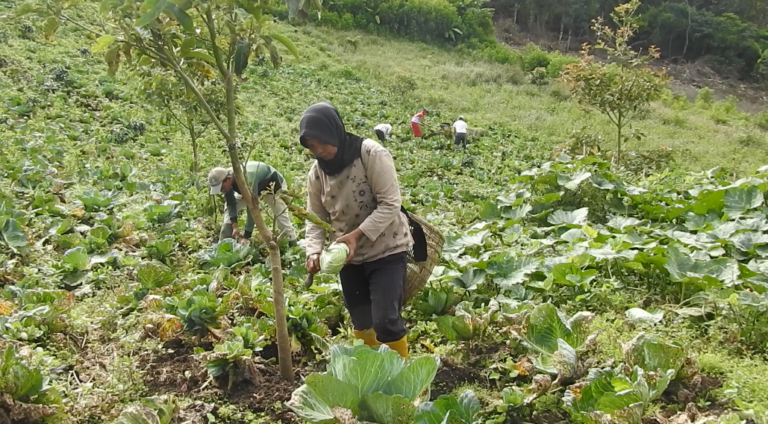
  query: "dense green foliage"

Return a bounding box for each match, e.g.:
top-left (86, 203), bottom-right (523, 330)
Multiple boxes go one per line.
top-left (300, 0), bottom-right (495, 44)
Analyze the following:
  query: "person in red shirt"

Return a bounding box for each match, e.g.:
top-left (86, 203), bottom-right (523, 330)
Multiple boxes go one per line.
top-left (411, 109), bottom-right (427, 140)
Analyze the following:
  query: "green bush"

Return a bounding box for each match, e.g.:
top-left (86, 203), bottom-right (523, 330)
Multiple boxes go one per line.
top-left (315, 0), bottom-right (494, 45)
top-left (549, 83), bottom-right (571, 101)
top-left (661, 112), bottom-right (688, 128)
top-left (546, 53), bottom-right (578, 78)
top-left (695, 87), bottom-right (714, 107)
top-left (521, 43), bottom-right (550, 72)
top-left (755, 110), bottom-right (768, 131)
top-left (476, 43), bottom-right (522, 66)
top-left (738, 132), bottom-right (765, 148)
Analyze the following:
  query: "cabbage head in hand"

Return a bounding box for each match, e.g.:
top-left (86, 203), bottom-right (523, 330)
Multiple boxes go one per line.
top-left (319, 243), bottom-right (350, 275)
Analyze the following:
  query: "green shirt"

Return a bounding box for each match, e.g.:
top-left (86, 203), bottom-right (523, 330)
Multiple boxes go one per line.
top-left (224, 161), bottom-right (284, 237)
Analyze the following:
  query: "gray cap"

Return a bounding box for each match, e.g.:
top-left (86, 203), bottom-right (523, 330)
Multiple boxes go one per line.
top-left (207, 168), bottom-right (230, 194)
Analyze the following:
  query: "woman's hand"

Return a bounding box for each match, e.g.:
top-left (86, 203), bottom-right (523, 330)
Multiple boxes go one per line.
top-left (306, 253), bottom-right (321, 274)
top-left (335, 229), bottom-right (365, 263)
top-left (231, 222), bottom-right (240, 239)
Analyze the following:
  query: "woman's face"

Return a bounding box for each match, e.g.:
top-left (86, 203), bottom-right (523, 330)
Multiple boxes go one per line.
top-left (305, 137), bottom-right (338, 161)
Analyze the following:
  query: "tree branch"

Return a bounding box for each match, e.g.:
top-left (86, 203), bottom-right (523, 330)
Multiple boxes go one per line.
top-left (202, 6), bottom-right (230, 77)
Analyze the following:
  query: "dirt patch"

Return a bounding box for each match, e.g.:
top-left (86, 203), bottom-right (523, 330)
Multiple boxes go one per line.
top-left (665, 61), bottom-right (768, 113)
top-left (143, 348), bottom-right (208, 395)
top-left (663, 373), bottom-right (722, 408)
top-left (144, 346), bottom-right (303, 423)
top-left (431, 357), bottom-right (491, 400)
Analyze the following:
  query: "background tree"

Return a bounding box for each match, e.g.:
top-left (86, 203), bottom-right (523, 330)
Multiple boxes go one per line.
top-left (134, 65), bottom-right (222, 174)
top-left (18, 0), bottom-right (312, 382)
top-left (560, 0), bottom-right (669, 165)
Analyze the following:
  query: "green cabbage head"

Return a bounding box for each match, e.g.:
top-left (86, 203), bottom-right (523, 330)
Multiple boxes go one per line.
top-left (319, 243), bottom-right (349, 275)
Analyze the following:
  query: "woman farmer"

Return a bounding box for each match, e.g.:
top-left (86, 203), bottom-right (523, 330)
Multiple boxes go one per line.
top-left (301, 102), bottom-right (413, 358)
top-left (411, 108), bottom-right (427, 141)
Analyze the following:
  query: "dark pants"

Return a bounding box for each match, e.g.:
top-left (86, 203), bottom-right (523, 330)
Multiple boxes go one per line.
top-left (454, 133), bottom-right (467, 150)
top-left (339, 252), bottom-right (407, 343)
top-left (375, 129), bottom-right (386, 143)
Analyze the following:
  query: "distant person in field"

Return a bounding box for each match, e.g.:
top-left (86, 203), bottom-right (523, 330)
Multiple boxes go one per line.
top-left (373, 123), bottom-right (392, 143)
top-left (411, 109), bottom-right (428, 141)
top-left (207, 162), bottom-right (297, 246)
top-left (452, 116), bottom-right (468, 151)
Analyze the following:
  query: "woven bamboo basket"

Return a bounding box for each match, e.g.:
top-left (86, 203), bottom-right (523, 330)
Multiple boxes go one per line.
top-left (404, 213), bottom-right (445, 302)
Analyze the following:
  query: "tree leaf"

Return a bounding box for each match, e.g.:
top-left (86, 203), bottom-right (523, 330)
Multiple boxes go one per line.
top-left (43, 16), bottom-right (60, 40)
top-left (100, 0), bottom-right (126, 13)
top-left (163, 3), bottom-right (194, 33)
top-left (93, 35), bottom-right (117, 53)
top-left (548, 208), bottom-right (589, 226)
top-left (268, 33), bottom-right (300, 60)
top-left (183, 49), bottom-right (216, 64)
top-left (180, 36), bottom-right (196, 54)
top-left (105, 44), bottom-right (121, 76)
top-left (135, 0), bottom-right (169, 27)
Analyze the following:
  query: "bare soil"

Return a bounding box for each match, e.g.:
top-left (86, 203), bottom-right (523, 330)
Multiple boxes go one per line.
top-left (143, 342), bottom-right (302, 423)
top-left (431, 356), bottom-right (492, 400)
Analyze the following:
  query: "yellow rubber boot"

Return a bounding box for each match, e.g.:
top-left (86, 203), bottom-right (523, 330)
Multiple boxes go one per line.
top-left (353, 329), bottom-right (380, 347)
top-left (384, 336), bottom-right (409, 359)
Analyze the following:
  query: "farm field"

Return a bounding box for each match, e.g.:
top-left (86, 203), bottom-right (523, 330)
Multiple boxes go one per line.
top-left (2, 1), bottom-right (768, 423)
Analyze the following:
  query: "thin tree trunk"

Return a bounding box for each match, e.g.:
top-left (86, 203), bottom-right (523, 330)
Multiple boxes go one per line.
top-left (683, 0), bottom-right (691, 58)
top-left (188, 115), bottom-right (199, 174)
top-left (165, 15), bottom-right (294, 382)
top-left (222, 73), bottom-right (294, 383)
top-left (616, 119), bottom-right (622, 166)
top-left (513, 4), bottom-right (519, 24)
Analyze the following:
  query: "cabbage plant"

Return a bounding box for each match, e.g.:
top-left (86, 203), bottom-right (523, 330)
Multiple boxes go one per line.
top-left (563, 365), bottom-right (674, 424)
top-left (415, 389), bottom-right (480, 424)
top-left (287, 344), bottom-right (439, 423)
top-left (196, 239), bottom-right (255, 270)
top-left (509, 303), bottom-right (597, 383)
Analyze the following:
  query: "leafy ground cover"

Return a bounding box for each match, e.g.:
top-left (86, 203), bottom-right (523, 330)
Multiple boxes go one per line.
top-left (2, 1), bottom-right (768, 423)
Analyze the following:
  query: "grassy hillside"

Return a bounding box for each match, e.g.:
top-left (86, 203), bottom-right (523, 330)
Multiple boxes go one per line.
top-left (3, 1), bottom-right (768, 424)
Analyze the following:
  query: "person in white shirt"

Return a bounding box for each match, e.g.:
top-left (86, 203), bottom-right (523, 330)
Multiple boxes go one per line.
top-left (452, 116), bottom-right (468, 151)
top-left (374, 123), bottom-right (392, 143)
